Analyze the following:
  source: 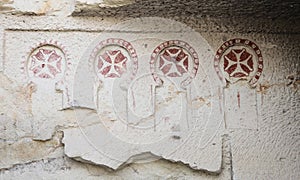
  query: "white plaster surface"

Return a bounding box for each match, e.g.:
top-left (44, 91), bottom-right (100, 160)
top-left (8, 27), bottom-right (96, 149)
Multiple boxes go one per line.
top-left (224, 82), bottom-right (260, 129)
top-left (0, 26), bottom-right (3, 72)
top-left (0, 0), bottom-right (73, 16)
top-left (62, 17), bottom-right (224, 172)
top-left (3, 31), bottom-right (99, 140)
top-left (0, 2), bottom-right (299, 179)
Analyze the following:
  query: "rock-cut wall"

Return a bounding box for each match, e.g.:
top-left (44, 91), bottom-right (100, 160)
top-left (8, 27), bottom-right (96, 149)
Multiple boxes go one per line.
top-left (0, 0), bottom-right (299, 179)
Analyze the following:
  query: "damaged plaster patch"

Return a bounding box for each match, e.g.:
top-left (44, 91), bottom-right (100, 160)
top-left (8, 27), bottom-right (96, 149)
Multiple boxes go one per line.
top-left (62, 17), bottom-right (224, 172)
top-left (0, 74), bottom-right (33, 141)
top-left (0, 0), bottom-right (74, 16)
top-left (3, 30), bottom-right (97, 141)
top-left (0, 0), bottom-right (13, 12)
top-left (0, 131), bottom-right (63, 169)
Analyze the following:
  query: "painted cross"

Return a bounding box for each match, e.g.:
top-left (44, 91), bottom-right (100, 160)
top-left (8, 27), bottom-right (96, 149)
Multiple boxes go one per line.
top-left (65, 17), bottom-right (224, 172)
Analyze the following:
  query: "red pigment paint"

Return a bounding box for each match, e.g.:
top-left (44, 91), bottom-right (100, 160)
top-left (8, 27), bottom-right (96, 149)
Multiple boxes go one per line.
top-left (237, 91), bottom-right (241, 108)
top-left (30, 49), bottom-right (62, 79)
top-left (214, 38), bottom-right (264, 87)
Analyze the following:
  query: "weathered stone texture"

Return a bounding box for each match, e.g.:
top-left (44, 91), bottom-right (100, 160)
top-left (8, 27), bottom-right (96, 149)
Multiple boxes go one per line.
top-left (0, 0), bottom-right (73, 16)
top-left (0, 0), bottom-right (299, 179)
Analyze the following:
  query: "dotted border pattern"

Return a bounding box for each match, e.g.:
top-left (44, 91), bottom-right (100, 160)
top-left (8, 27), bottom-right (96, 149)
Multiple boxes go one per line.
top-left (89, 38), bottom-right (138, 80)
top-left (21, 40), bottom-right (71, 84)
top-left (150, 40), bottom-right (199, 87)
top-left (21, 40), bottom-right (72, 108)
top-left (214, 38), bottom-right (263, 87)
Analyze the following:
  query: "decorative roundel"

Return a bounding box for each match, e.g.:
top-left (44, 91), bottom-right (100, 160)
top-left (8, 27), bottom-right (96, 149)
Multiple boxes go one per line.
top-left (214, 38), bottom-right (263, 86)
top-left (90, 38), bottom-right (138, 80)
top-left (25, 41), bottom-right (68, 81)
top-left (150, 40), bottom-right (199, 87)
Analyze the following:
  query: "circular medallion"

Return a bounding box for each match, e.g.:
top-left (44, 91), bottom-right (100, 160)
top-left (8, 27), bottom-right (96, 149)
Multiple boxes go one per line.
top-left (150, 40), bottom-right (199, 88)
top-left (27, 44), bottom-right (66, 81)
top-left (90, 38), bottom-right (138, 80)
top-left (214, 38), bottom-right (263, 86)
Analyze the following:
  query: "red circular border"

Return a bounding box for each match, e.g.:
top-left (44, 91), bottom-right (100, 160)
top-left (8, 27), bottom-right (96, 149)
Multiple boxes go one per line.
top-left (214, 38), bottom-right (263, 86)
top-left (150, 40), bottom-right (199, 87)
top-left (22, 40), bottom-right (71, 83)
top-left (90, 38), bottom-right (138, 80)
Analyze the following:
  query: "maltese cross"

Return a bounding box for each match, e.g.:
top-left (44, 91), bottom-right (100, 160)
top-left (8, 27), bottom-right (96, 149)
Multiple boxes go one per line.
top-left (224, 48), bottom-right (254, 78)
top-left (97, 50), bottom-right (128, 78)
top-left (159, 48), bottom-right (189, 77)
top-left (30, 49), bottom-right (62, 79)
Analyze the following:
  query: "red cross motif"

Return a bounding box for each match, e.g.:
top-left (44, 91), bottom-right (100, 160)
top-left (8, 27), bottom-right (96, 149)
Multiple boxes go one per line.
top-left (97, 50), bottom-right (128, 78)
top-left (159, 48), bottom-right (189, 77)
top-left (223, 48), bottom-right (254, 78)
top-left (29, 49), bottom-right (62, 79)
top-left (214, 38), bottom-right (263, 87)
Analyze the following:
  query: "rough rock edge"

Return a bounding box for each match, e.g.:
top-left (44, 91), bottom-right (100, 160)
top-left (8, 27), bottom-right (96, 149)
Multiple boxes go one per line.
top-left (62, 129), bottom-right (223, 174)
